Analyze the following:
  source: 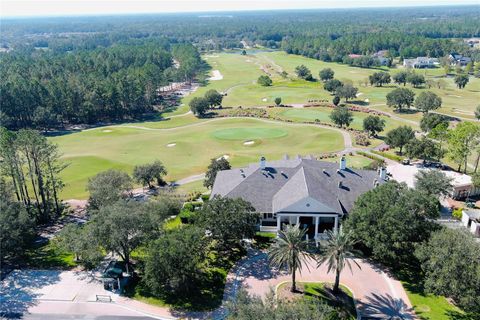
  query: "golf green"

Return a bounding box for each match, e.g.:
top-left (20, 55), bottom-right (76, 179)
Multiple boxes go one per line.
top-left (211, 127), bottom-right (288, 140)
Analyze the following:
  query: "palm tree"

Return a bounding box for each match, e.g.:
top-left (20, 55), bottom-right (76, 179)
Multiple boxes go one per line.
top-left (268, 224), bottom-right (314, 292)
top-left (317, 229), bottom-right (361, 293)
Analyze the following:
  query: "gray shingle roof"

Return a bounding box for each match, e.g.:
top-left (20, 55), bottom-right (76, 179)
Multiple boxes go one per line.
top-left (211, 158), bottom-right (383, 214)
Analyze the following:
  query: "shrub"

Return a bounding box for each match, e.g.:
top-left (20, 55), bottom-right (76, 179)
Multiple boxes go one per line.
top-left (371, 150), bottom-right (404, 162)
top-left (355, 132), bottom-right (370, 146)
top-left (452, 208), bottom-right (463, 220)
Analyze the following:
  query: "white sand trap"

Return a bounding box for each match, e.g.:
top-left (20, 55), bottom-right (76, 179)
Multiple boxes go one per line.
top-left (208, 70), bottom-right (223, 81)
top-left (262, 98), bottom-right (268, 102)
top-left (448, 94), bottom-right (462, 98)
top-left (364, 98), bottom-right (370, 103)
top-left (246, 59), bottom-right (252, 62)
top-left (166, 143), bottom-right (176, 147)
top-left (102, 130), bottom-right (112, 133)
top-left (243, 140), bottom-right (255, 145)
top-left (356, 92), bottom-right (363, 97)
top-left (349, 71), bottom-right (358, 74)
top-left (217, 154), bottom-right (230, 160)
top-left (205, 55), bottom-right (219, 58)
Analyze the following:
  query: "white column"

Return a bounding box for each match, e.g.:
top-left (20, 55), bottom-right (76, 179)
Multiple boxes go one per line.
top-left (277, 215), bottom-right (281, 232)
top-left (315, 216), bottom-right (319, 238)
top-left (296, 216), bottom-right (300, 225)
top-left (334, 216), bottom-right (339, 234)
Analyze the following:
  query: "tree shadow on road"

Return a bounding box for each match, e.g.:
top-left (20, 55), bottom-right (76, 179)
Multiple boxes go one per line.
top-left (0, 270), bottom-right (61, 319)
top-left (357, 292), bottom-right (415, 319)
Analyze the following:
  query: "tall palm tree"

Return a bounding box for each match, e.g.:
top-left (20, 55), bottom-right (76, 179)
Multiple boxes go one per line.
top-left (317, 229), bottom-right (361, 293)
top-left (268, 224), bottom-right (314, 292)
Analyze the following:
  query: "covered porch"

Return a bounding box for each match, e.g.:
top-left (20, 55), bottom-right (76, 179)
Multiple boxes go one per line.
top-left (275, 212), bottom-right (339, 240)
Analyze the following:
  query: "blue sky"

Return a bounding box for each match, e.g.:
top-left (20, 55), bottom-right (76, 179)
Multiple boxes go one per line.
top-left (1, 0), bottom-right (478, 18)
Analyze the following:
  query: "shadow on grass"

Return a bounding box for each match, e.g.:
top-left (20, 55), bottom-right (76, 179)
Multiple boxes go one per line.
top-left (303, 284), bottom-right (356, 320)
top-left (19, 239), bottom-right (76, 270)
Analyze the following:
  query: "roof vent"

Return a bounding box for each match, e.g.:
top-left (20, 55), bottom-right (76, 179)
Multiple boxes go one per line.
top-left (260, 156), bottom-right (266, 170)
top-left (338, 181), bottom-right (343, 188)
top-left (281, 171), bottom-right (288, 178)
top-left (379, 167), bottom-right (387, 180)
top-left (373, 179), bottom-right (378, 187)
top-left (323, 169), bottom-right (327, 174)
top-left (340, 156), bottom-right (347, 170)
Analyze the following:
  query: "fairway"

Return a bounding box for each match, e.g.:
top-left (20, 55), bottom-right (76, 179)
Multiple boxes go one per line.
top-left (52, 118), bottom-right (344, 199)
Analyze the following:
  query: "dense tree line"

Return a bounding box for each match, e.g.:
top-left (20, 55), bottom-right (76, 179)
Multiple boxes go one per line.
top-left (0, 42), bottom-right (204, 129)
top-left (0, 127), bottom-right (65, 222)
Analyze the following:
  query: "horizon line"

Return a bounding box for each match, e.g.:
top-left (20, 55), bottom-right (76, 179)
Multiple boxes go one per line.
top-left (1, 3), bottom-right (478, 20)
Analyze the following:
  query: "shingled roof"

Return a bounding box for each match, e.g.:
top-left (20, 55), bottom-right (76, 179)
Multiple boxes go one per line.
top-left (211, 158), bottom-right (383, 214)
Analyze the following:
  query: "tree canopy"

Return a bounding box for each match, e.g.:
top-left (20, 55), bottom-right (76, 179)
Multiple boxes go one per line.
top-left (86, 169), bottom-right (132, 210)
top-left (257, 75), bottom-right (273, 86)
top-left (385, 125), bottom-right (415, 154)
top-left (330, 106), bottom-right (353, 128)
top-left (204, 157), bottom-right (232, 189)
top-left (344, 181), bottom-right (440, 266)
top-left (363, 115), bottom-right (386, 137)
top-left (414, 91), bottom-right (442, 113)
top-left (319, 68), bottom-right (334, 81)
top-left (415, 228), bottom-right (480, 313)
top-left (386, 88), bottom-right (415, 112)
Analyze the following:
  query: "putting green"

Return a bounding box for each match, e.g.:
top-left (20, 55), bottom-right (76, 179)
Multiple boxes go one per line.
top-left (211, 127), bottom-right (288, 140)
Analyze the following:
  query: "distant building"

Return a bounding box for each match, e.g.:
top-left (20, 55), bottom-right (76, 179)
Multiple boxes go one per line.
top-left (403, 57), bottom-right (439, 68)
top-left (387, 163), bottom-right (480, 199)
top-left (448, 53), bottom-right (472, 66)
top-left (462, 209), bottom-right (480, 237)
top-left (348, 54), bottom-right (363, 59)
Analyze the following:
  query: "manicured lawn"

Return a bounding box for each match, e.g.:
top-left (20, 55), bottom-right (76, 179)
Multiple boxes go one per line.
top-left (179, 51), bottom-right (478, 123)
top-left (402, 282), bottom-right (466, 320)
top-left (275, 107), bottom-right (411, 132)
top-left (211, 127), bottom-right (288, 140)
top-left (51, 118), bottom-right (344, 199)
top-left (174, 179), bottom-right (208, 195)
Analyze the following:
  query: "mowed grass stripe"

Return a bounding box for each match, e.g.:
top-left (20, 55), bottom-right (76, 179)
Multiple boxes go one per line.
top-left (51, 118), bottom-right (344, 199)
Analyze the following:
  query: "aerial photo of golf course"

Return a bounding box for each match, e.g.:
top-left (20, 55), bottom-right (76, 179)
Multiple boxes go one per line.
top-left (50, 50), bottom-right (480, 199)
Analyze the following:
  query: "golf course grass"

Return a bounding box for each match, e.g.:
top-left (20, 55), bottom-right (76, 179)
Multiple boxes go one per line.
top-left (178, 51), bottom-right (479, 123)
top-left (211, 127), bottom-right (288, 140)
top-left (52, 118), bottom-right (344, 199)
top-left (274, 107), bottom-right (412, 132)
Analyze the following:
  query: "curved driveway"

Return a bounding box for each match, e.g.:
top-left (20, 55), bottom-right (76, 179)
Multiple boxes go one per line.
top-left (228, 250), bottom-right (415, 319)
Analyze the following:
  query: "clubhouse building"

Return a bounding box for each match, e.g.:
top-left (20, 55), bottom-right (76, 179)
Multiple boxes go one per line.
top-left (211, 156), bottom-right (385, 240)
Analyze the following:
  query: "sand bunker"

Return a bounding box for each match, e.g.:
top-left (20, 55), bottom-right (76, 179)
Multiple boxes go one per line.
top-left (205, 55), bottom-right (219, 58)
top-left (208, 70), bottom-right (223, 81)
top-left (364, 98), bottom-right (370, 103)
top-left (217, 154), bottom-right (230, 160)
top-left (262, 98), bottom-right (268, 102)
top-left (356, 92), bottom-right (363, 97)
top-left (243, 140), bottom-right (255, 145)
top-left (448, 94), bottom-right (462, 98)
top-left (166, 143), bottom-right (176, 147)
top-left (102, 130), bottom-right (112, 133)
